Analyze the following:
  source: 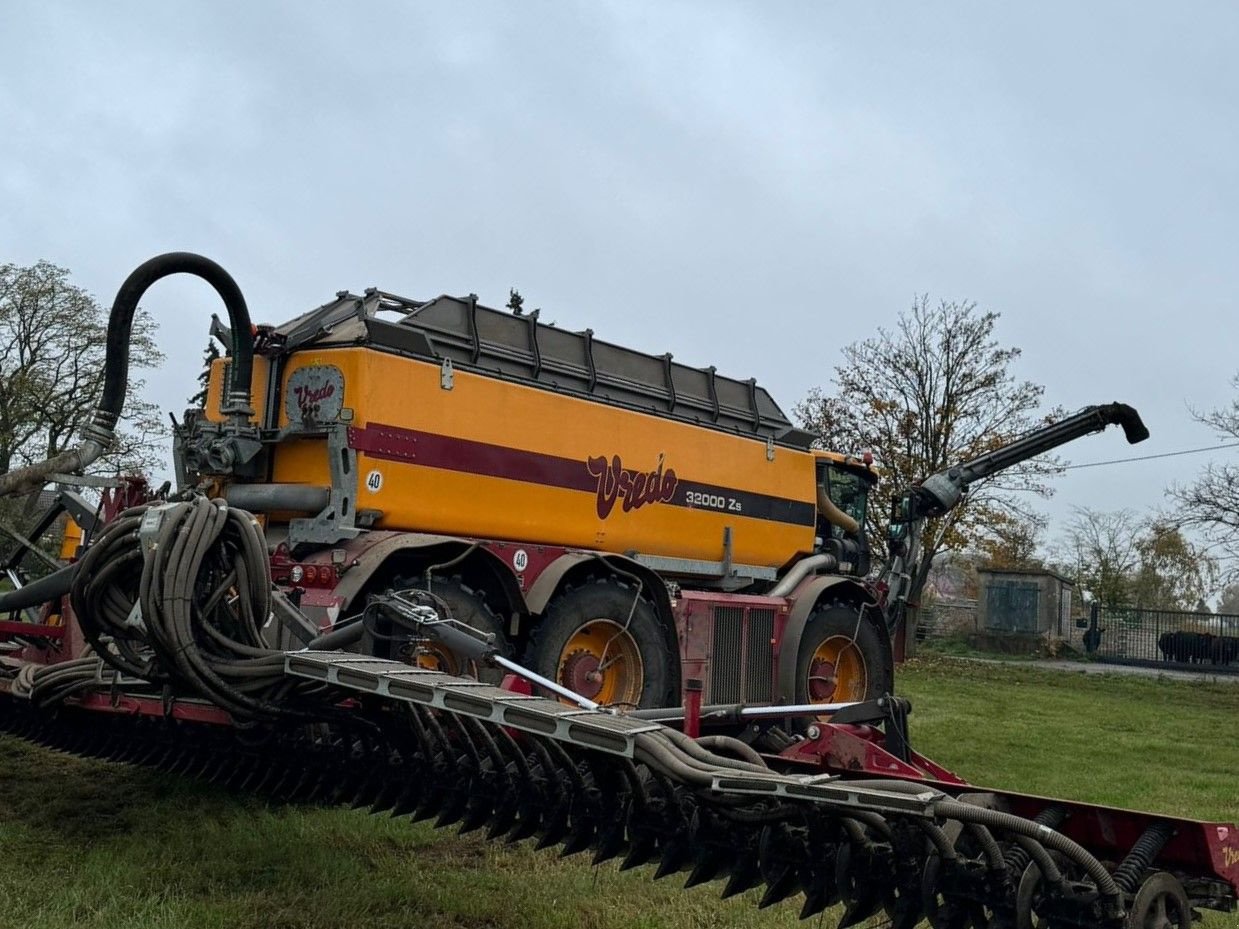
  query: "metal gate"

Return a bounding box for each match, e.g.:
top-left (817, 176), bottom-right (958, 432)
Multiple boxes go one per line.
top-left (1083, 604), bottom-right (1239, 675)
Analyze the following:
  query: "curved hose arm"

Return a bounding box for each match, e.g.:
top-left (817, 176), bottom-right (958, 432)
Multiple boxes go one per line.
top-left (910, 402), bottom-right (1149, 521)
top-left (0, 253), bottom-right (256, 499)
top-left (100, 252), bottom-right (255, 419)
top-left (878, 402), bottom-right (1149, 636)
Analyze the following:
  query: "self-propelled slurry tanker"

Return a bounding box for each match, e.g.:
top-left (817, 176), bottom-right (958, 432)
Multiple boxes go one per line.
top-left (192, 279), bottom-right (890, 712)
top-left (0, 253), bottom-right (1234, 929)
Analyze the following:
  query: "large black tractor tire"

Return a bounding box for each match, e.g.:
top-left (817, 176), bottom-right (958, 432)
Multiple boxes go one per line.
top-left (527, 577), bottom-right (677, 710)
top-left (381, 574), bottom-right (512, 685)
top-left (794, 601), bottom-right (893, 706)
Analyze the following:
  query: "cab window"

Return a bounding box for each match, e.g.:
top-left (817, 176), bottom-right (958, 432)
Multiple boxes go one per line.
top-left (822, 464), bottom-right (870, 537)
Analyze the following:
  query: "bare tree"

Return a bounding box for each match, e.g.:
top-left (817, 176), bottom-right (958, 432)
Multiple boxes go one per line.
top-left (1057, 508), bottom-right (1217, 610)
top-left (1056, 508), bottom-right (1144, 608)
top-left (795, 296), bottom-right (1060, 578)
top-left (1169, 376), bottom-right (1239, 578)
top-left (0, 260), bottom-right (165, 498)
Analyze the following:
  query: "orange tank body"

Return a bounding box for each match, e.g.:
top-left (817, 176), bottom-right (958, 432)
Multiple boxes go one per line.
top-left (211, 345), bottom-right (819, 570)
top-left (200, 285), bottom-right (852, 572)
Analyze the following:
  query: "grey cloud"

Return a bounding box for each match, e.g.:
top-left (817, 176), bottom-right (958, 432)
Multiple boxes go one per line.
top-left (1, 1), bottom-right (1235, 524)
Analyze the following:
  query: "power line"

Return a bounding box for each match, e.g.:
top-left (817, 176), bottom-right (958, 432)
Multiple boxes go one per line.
top-left (1059, 441), bottom-right (1239, 471)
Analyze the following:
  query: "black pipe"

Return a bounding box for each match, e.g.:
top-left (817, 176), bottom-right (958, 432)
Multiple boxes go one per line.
top-left (306, 617), bottom-right (366, 651)
top-left (0, 564), bottom-right (78, 613)
top-left (102, 252), bottom-right (255, 420)
top-left (224, 484), bottom-right (330, 513)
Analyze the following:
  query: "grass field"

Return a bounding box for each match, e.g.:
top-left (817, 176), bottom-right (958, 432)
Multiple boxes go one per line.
top-left (0, 658), bottom-right (1235, 929)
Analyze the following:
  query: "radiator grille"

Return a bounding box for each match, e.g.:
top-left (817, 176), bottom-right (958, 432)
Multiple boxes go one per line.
top-left (744, 609), bottom-right (776, 703)
top-left (710, 607), bottom-right (744, 703)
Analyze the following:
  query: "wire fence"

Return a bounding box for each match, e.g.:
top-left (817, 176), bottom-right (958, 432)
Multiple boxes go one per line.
top-left (915, 592), bottom-right (1239, 675)
top-left (1085, 605), bottom-right (1239, 674)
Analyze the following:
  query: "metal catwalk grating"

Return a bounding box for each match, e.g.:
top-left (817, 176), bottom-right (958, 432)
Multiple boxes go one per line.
top-left (284, 652), bottom-right (664, 757)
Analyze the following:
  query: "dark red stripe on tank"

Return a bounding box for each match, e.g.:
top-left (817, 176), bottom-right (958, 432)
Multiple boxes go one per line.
top-left (349, 423), bottom-right (597, 493)
top-left (347, 423), bottom-right (816, 527)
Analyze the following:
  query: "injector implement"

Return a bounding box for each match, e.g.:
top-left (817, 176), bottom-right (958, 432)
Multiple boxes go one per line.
top-left (0, 253), bottom-right (1233, 929)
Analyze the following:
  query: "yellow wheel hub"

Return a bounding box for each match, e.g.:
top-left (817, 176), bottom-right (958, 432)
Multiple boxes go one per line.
top-left (807, 635), bottom-right (868, 703)
top-left (556, 619), bottom-right (644, 706)
top-left (408, 642), bottom-right (464, 677)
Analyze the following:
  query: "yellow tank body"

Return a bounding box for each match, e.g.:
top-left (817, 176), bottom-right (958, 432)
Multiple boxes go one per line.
top-left (204, 354), bottom-right (269, 426)
top-left (59, 516), bottom-right (82, 561)
top-left (203, 291), bottom-right (837, 571)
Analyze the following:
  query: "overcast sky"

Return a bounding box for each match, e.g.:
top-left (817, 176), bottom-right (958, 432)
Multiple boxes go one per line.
top-left (2, 2), bottom-right (1236, 544)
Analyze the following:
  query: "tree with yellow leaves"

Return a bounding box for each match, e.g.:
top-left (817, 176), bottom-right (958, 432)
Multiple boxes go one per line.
top-left (795, 296), bottom-right (1060, 595)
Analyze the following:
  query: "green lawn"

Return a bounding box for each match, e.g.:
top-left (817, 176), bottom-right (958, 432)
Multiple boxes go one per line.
top-left (0, 659), bottom-right (1235, 929)
top-left (900, 658), bottom-right (1239, 824)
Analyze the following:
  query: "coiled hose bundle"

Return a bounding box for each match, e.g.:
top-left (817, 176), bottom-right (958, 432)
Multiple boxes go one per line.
top-left (69, 495), bottom-right (324, 720)
top-left (13, 654), bottom-right (125, 710)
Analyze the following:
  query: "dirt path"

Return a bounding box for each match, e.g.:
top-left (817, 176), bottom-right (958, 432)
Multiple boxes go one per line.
top-left (950, 655), bottom-right (1239, 684)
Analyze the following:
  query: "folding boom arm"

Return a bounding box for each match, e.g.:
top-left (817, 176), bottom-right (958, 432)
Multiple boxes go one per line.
top-left (882, 402), bottom-right (1149, 631)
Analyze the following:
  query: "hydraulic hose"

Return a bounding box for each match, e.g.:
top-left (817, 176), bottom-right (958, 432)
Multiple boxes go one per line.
top-left (953, 792), bottom-right (1022, 872)
top-left (966, 823), bottom-right (1007, 872)
top-left (695, 735), bottom-right (768, 768)
top-left (934, 799), bottom-right (1122, 907)
top-left (657, 727), bottom-right (770, 774)
top-left (916, 820), bottom-right (960, 861)
top-left (0, 253), bottom-right (255, 499)
top-left (1003, 804), bottom-right (1065, 875)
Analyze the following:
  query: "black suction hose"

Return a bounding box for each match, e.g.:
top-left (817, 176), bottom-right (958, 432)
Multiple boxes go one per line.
top-left (0, 252), bottom-right (255, 498)
top-left (1099, 402), bottom-right (1150, 445)
top-left (0, 564), bottom-right (78, 613)
top-left (100, 252), bottom-right (255, 420)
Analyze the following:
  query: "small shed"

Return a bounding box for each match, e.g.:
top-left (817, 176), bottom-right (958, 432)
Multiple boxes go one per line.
top-left (976, 568), bottom-right (1075, 636)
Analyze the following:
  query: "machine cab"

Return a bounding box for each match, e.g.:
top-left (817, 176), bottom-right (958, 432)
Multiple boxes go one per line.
top-left (813, 451), bottom-right (877, 575)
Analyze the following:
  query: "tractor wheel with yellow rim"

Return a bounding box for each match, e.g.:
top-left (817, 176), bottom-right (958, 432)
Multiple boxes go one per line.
top-left (527, 578), bottom-right (676, 709)
top-left (794, 601), bottom-right (892, 708)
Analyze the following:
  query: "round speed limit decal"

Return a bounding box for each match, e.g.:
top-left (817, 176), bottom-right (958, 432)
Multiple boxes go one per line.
top-left (512, 549), bottom-right (529, 571)
top-left (365, 470), bottom-right (383, 493)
